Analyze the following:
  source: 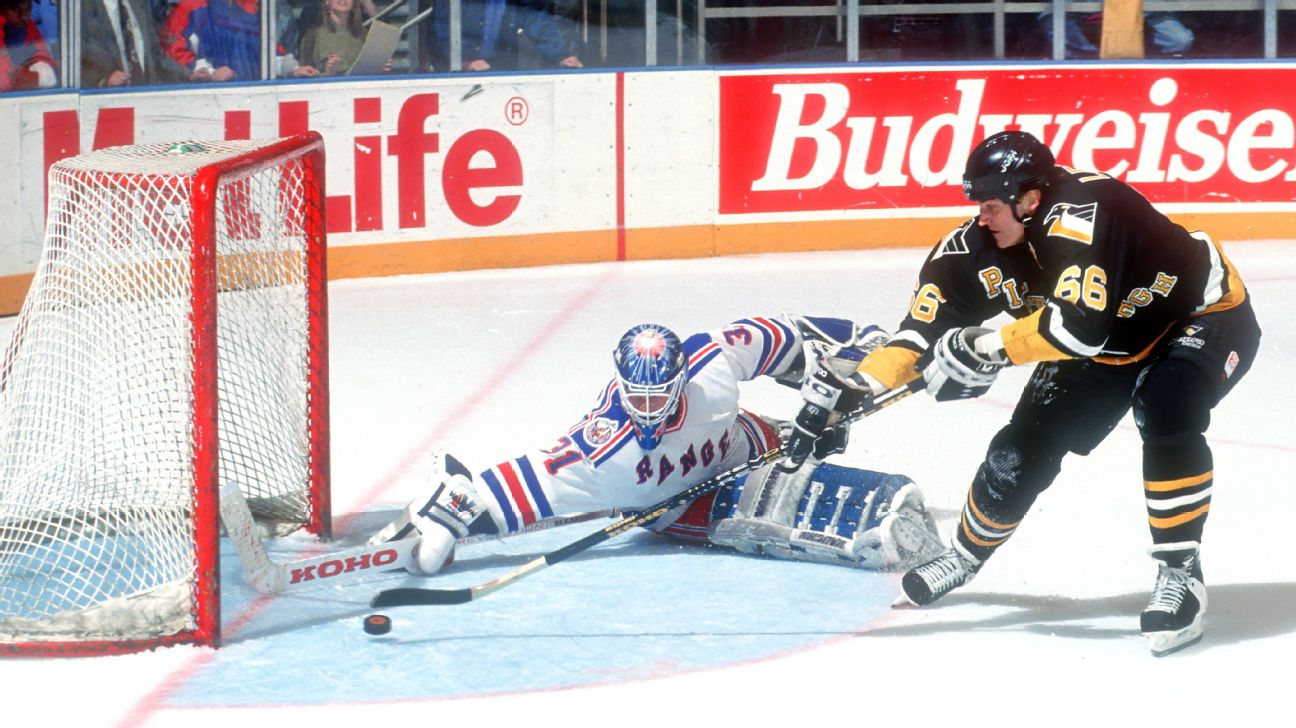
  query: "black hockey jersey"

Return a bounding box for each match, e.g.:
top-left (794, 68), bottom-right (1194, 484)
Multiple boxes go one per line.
top-left (999, 167), bottom-right (1247, 365)
top-left (859, 217), bottom-right (1046, 388)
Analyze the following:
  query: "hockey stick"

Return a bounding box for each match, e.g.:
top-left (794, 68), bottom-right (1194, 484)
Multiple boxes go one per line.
top-left (370, 378), bottom-right (924, 608)
top-left (219, 480), bottom-right (613, 594)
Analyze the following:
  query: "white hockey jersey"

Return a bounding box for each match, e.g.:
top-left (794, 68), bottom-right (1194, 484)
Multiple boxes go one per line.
top-left (474, 316), bottom-right (807, 535)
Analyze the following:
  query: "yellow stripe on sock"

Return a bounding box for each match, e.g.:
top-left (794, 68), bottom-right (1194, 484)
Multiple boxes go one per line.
top-left (966, 491), bottom-right (1022, 531)
top-left (1145, 472), bottom-right (1213, 493)
top-left (1149, 504), bottom-right (1211, 529)
top-left (961, 516), bottom-right (1011, 548)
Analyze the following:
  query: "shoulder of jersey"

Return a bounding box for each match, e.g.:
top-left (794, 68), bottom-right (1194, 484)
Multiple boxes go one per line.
top-left (931, 217), bottom-right (989, 261)
top-left (566, 381), bottom-right (636, 462)
top-left (682, 331), bottom-right (724, 377)
top-left (1036, 174), bottom-right (1101, 246)
top-left (683, 317), bottom-right (796, 379)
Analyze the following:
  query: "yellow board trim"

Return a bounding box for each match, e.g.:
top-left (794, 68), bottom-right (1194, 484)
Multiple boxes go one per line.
top-left (0, 211), bottom-right (1284, 317)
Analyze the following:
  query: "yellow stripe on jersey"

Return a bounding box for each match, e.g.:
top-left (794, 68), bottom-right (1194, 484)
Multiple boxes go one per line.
top-left (1196, 233), bottom-right (1247, 315)
top-left (856, 345), bottom-right (922, 390)
top-left (1145, 471), bottom-right (1213, 492)
top-left (1092, 321), bottom-right (1175, 366)
top-left (1149, 504), bottom-right (1211, 529)
top-left (997, 309), bottom-right (1075, 365)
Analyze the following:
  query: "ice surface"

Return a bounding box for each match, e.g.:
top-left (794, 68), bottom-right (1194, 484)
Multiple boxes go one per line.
top-left (1, 243), bottom-right (1293, 727)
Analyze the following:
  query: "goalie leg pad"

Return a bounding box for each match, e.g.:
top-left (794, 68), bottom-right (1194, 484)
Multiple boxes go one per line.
top-left (709, 462), bottom-right (942, 570)
top-left (370, 451), bottom-right (499, 544)
top-left (369, 451), bottom-right (501, 574)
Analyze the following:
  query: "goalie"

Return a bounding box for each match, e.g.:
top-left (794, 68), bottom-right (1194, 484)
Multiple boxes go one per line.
top-left (371, 315), bottom-right (942, 574)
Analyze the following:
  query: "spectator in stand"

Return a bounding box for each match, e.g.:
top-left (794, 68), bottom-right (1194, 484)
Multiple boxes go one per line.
top-left (0, 0), bottom-right (56, 91)
top-left (83, 0), bottom-right (189, 87)
top-left (28, 0), bottom-right (54, 58)
top-left (162, 0), bottom-right (319, 81)
top-left (298, 0), bottom-right (384, 76)
top-left (431, 0), bottom-right (582, 72)
top-left (150, 0), bottom-right (176, 24)
top-left (1039, 11), bottom-right (1194, 58)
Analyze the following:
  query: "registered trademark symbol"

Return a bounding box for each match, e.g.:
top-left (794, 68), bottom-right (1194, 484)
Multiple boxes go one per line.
top-left (506, 97), bottom-right (529, 125)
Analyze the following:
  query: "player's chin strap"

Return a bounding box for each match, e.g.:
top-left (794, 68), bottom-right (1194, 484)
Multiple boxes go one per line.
top-left (369, 378), bottom-right (926, 609)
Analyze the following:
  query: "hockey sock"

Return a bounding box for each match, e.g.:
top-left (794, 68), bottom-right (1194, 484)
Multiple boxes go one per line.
top-left (1143, 433), bottom-right (1212, 547)
top-left (1136, 359), bottom-right (1215, 548)
top-left (955, 426), bottom-right (1063, 563)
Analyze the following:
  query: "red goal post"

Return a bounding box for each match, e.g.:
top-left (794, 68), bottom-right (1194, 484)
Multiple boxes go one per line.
top-left (0, 133), bottom-right (331, 655)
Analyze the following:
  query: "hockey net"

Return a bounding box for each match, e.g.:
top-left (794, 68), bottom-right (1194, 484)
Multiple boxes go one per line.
top-left (0, 134), bottom-right (330, 655)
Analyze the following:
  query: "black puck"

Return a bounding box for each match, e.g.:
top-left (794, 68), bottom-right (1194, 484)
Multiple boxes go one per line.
top-left (363, 614), bottom-right (392, 635)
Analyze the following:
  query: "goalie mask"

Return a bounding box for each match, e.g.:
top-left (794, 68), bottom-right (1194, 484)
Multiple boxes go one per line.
top-left (613, 323), bottom-right (687, 451)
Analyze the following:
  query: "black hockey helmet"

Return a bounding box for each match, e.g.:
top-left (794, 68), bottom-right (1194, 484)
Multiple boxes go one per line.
top-left (962, 131), bottom-right (1055, 204)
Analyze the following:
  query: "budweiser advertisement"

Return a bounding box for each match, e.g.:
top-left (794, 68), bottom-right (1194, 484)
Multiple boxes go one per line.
top-left (719, 67), bottom-right (1296, 215)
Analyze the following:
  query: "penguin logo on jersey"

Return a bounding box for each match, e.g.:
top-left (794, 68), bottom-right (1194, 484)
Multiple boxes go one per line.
top-left (584, 417), bottom-right (618, 446)
top-left (1043, 202), bottom-right (1097, 245)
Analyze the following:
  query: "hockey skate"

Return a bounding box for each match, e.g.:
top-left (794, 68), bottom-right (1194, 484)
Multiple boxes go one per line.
top-left (1140, 547), bottom-right (1207, 657)
top-left (894, 541), bottom-right (980, 607)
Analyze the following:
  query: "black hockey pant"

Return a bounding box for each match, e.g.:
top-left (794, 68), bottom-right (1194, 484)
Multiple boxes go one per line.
top-left (954, 298), bottom-right (1261, 564)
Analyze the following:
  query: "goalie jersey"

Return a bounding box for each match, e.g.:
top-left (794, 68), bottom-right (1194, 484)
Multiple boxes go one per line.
top-left (472, 317), bottom-right (804, 535)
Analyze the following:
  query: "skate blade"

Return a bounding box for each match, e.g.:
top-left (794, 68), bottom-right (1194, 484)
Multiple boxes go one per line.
top-left (891, 592), bottom-right (918, 609)
top-left (1145, 624), bottom-right (1204, 657)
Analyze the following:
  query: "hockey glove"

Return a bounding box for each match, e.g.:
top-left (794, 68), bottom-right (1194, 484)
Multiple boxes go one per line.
top-left (921, 326), bottom-right (1008, 402)
top-left (781, 355), bottom-right (876, 470)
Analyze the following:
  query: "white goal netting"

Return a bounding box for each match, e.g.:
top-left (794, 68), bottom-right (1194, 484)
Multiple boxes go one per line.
top-left (0, 138), bottom-right (328, 651)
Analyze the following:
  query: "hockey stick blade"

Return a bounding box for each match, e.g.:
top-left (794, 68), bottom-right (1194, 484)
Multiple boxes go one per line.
top-left (368, 379), bottom-right (924, 608)
top-left (372, 587), bottom-right (473, 606)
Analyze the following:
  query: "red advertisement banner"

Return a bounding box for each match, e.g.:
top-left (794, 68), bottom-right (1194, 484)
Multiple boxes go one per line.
top-left (719, 67), bottom-right (1296, 214)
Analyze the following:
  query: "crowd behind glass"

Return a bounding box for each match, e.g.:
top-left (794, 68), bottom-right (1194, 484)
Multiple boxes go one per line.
top-left (2, 1), bottom-right (1294, 92)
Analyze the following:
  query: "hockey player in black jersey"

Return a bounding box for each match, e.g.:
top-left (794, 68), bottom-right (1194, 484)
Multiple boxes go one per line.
top-left (787, 130), bottom-right (1261, 656)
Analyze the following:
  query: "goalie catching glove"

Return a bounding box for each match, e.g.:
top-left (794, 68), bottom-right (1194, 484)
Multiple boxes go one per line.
top-left (920, 326), bottom-right (1009, 402)
top-left (368, 451), bottom-right (499, 575)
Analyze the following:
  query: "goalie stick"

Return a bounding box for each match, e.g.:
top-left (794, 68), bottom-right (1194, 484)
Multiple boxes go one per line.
top-left (219, 481), bottom-right (614, 593)
top-left (370, 378), bottom-right (925, 608)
